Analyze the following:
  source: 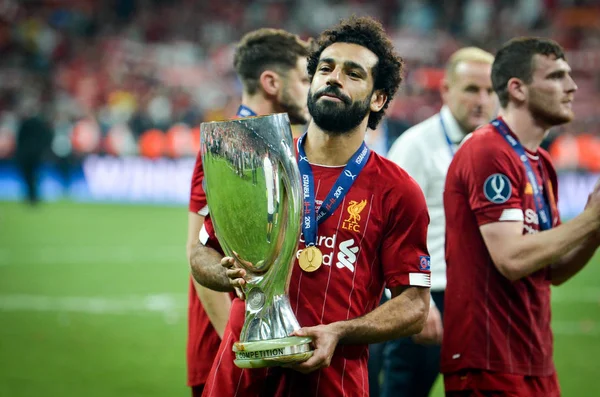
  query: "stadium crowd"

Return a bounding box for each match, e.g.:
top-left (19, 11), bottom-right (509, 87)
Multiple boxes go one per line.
top-left (1, 0), bottom-right (599, 168)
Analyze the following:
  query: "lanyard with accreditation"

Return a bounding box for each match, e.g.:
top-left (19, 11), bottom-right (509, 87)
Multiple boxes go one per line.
top-left (439, 115), bottom-right (456, 157)
top-left (296, 132), bottom-right (370, 272)
top-left (491, 118), bottom-right (554, 231)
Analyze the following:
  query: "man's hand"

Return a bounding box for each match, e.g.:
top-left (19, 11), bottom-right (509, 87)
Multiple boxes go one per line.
top-left (411, 304), bottom-right (443, 345)
top-left (221, 256), bottom-right (247, 300)
top-left (285, 324), bottom-right (342, 374)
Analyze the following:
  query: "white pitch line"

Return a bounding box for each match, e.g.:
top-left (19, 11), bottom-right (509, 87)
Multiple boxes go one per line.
top-left (0, 294), bottom-right (598, 336)
top-left (0, 245), bottom-right (185, 266)
top-left (0, 294), bottom-right (187, 315)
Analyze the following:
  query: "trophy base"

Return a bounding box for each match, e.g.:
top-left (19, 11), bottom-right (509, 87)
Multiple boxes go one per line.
top-left (233, 336), bottom-right (313, 369)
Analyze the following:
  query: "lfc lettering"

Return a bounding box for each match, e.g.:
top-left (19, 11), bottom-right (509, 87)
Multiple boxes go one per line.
top-left (342, 199), bottom-right (367, 232)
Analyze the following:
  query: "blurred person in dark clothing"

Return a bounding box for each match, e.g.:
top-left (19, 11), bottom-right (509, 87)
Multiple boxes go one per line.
top-left (368, 291), bottom-right (390, 396)
top-left (15, 99), bottom-right (53, 205)
top-left (385, 118), bottom-right (412, 152)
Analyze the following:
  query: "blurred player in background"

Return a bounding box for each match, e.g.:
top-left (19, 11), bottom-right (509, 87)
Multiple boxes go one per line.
top-left (383, 46), bottom-right (495, 397)
top-left (15, 97), bottom-right (53, 206)
top-left (442, 37), bottom-right (600, 396)
top-left (185, 28), bottom-right (312, 397)
top-left (194, 16), bottom-right (432, 397)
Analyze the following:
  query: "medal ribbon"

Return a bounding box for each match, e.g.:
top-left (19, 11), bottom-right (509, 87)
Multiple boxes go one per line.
top-left (236, 105), bottom-right (256, 117)
top-left (297, 132), bottom-right (371, 246)
top-left (492, 118), bottom-right (553, 231)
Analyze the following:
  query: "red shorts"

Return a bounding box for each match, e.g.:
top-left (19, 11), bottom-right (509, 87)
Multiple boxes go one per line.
top-left (444, 370), bottom-right (560, 397)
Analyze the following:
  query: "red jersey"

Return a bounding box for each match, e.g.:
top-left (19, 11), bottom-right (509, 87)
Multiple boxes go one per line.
top-left (189, 149), bottom-right (209, 216)
top-left (203, 149), bottom-right (431, 397)
top-left (441, 119), bottom-right (561, 379)
top-left (187, 149), bottom-right (226, 387)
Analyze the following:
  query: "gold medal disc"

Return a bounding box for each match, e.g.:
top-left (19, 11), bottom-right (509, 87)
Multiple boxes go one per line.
top-left (298, 246), bottom-right (323, 272)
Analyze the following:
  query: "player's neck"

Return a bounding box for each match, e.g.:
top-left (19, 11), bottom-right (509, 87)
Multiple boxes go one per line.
top-left (240, 93), bottom-right (277, 117)
top-left (499, 106), bottom-right (548, 152)
top-left (303, 120), bottom-right (367, 166)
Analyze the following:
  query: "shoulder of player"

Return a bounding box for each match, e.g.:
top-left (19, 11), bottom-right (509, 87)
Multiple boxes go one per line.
top-left (367, 153), bottom-right (424, 198)
top-left (456, 124), bottom-right (513, 160)
top-left (191, 150), bottom-right (204, 178)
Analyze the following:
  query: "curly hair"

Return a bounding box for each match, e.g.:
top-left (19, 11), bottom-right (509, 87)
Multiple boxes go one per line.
top-left (234, 28), bottom-right (312, 95)
top-left (307, 16), bottom-right (404, 130)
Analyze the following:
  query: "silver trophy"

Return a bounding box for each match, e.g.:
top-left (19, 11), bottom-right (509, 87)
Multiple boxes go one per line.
top-left (200, 113), bottom-right (313, 369)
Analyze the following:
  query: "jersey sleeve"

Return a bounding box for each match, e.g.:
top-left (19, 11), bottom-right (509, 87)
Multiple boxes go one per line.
top-left (189, 150), bottom-right (209, 215)
top-left (381, 175), bottom-right (431, 288)
top-left (200, 215), bottom-right (224, 255)
top-left (461, 142), bottom-right (525, 226)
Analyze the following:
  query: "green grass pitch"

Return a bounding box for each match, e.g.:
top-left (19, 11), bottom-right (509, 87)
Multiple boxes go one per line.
top-left (0, 201), bottom-right (598, 396)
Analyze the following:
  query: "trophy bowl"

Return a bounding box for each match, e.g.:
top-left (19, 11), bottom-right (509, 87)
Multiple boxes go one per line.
top-left (200, 113), bottom-right (313, 369)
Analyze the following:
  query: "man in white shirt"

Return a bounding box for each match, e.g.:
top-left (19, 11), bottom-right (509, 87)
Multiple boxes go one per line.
top-left (383, 47), bottom-right (497, 397)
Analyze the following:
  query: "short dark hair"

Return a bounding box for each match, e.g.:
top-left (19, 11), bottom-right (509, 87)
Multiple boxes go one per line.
top-left (307, 16), bottom-right (404, 130)
top-left (234, 28), bottom-right (312, 95)
top-left (492, 37), bottom-right (565, 108)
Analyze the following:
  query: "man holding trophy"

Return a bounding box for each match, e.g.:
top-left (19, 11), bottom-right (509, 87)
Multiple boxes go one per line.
top-left (185, 28), bottom-right (313, 396)
top-left (192, 16), bottom-right (432, 396)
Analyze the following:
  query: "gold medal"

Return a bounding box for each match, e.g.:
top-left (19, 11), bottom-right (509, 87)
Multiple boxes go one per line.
top-left (298, 246), bottom-right (323, 272)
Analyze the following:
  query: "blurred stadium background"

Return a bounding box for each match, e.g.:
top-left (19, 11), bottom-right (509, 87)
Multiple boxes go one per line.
top-left (0, 0), bottom-right (599, 396)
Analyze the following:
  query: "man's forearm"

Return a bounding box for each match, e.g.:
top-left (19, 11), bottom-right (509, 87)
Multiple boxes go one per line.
top-left (485, 210), bottom-right (600, 281)
top-left (512, 215), bottom-right (596, 279)
top-left (190, 242), bottom-right (233, 292)
top-left (551, 237), bottom-right (599, 285)
top-left (332, 286), bottom-right (429, 345)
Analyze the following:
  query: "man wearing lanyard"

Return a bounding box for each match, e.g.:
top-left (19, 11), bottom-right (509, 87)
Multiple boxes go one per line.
top-left (384, 47), bottom-right (495, 397)
top-left (192, 16), bottom-right (432, 397)
top-left (185, 28), bottom-right (312, 397)
top-left (442, 37), bottom-right (600, 396)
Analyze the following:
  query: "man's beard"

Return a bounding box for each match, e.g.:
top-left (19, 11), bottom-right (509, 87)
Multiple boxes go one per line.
top-left (528, 89), bottom-right (573, 127)
top-left (279, 87), bottom-right (309, 125)
top-left (307, 86), bottom-right (371, 135)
